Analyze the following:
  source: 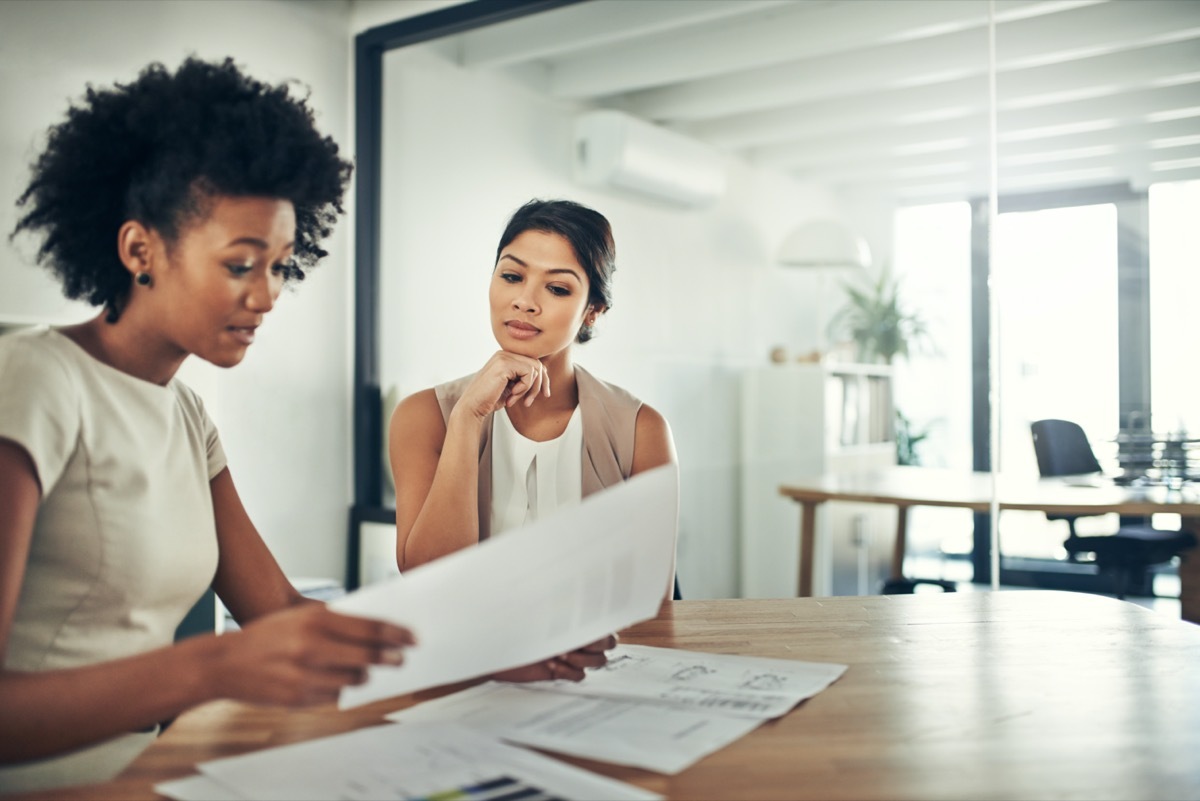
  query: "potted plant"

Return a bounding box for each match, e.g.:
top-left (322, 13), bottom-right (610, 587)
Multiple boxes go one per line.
top-left (895, 408), bottom-right (936, 466)
top-left (826, 263), bottom-right (930, 364)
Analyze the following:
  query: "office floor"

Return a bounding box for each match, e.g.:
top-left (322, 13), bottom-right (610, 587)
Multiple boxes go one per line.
top-left (903, 553), bottom-right (1184, 620)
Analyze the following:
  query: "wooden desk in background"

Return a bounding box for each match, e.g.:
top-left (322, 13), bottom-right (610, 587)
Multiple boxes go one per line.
top-left (13, 592), bottom-right (1200, 801)
top-left (779, 466), bottom-right (1200, 623)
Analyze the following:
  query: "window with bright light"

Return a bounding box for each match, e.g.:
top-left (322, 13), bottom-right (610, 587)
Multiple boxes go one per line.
top-left (1149, 180), bottom-right (1200, 438)
top-left (892, 201), bottom-right (975, 568)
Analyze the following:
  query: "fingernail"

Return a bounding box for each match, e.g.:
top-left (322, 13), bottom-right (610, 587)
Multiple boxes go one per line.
top-left (381, 647), bottom-right (406, 665)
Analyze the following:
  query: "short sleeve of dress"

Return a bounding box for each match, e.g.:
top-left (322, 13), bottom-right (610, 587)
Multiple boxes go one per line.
top-left (171, 380), bottom-right (228, 480)
top-left (203, 404), bottom-right (227, 480)
top-left (0, 335), bottom-right (81, 495)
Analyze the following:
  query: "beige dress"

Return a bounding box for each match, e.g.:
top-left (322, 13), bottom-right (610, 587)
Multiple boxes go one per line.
top-left (0, 328), bottom-right (224, 793)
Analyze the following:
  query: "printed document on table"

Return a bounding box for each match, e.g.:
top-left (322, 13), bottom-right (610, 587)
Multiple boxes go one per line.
top-left (183, 722), bottom-right (661, 801)
top-left (388, 680), bottom-right (763, 774)
top-left (331, 464), bottom-right (678, 708)
top-left (387, 644), bottom-right (848, 774)
top-left (533, 643), bottom-right (848, 719)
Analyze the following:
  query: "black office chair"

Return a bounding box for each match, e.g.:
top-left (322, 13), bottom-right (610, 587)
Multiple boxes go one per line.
top-left (880, 576), bottom-right (957, 594)
top-left (1030, 418), bottom-right (1196, 599)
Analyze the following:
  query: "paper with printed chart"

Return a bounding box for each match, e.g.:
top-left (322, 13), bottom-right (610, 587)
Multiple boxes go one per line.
top-left (387, 644), bottom-right (847, 774)
top-left (162, 722), bottom-right (661, 801)
top-left (331, 464), bottom-right (679, 708)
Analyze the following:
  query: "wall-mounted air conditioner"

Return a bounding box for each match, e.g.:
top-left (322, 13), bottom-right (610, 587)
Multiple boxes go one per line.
top-left (572, 109), bottom-right (727, 209)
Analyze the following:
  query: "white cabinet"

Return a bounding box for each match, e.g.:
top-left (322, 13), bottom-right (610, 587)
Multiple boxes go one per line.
top-left (739, 364), bottom-right (897, 598)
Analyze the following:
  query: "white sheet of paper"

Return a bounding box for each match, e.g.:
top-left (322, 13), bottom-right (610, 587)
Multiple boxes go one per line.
top-left (331, 464), bottom-right (679, 708)
top-left (155, 773), bottom-right (247, 801)
top-left (194, 722), bottom-right (661, 801)
top-left (387, 681), bottom-right (764, 774)
top-left (530, 643), bottom-right (848, 719)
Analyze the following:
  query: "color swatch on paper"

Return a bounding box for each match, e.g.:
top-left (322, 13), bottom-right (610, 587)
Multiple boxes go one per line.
top-left (415, 774), bottom-right (566, 801)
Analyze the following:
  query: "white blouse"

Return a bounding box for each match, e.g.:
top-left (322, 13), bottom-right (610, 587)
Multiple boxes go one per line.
top-left (490, 405), bottom-right (583, 536)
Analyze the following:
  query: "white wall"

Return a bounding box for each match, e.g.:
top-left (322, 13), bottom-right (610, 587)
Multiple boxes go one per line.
top-left (0, 0), bottom-right (356, 581)
top-left (0, 0), bottom-right (876, 598)
top-left (377, 46), bottom-right (854, 598)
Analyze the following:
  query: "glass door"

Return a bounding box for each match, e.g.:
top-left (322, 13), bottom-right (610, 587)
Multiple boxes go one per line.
top-left (994, 202), bottom-right (1121, 562)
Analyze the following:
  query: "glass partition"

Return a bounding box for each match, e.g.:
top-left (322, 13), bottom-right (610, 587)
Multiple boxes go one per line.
top-left (361, 0), bottom-right (996, 598)
top-left (354, 0), bottom-right (1200, 616)
top-left (992, 0), bottom-right (1200, 605)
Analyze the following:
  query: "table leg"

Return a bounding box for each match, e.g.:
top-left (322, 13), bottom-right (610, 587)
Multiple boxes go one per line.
top-left (890, 504), bottom-right (910, 581)
top-left (798, 501), bottom-right (818, 597)
top-left (1181, 515), bottom-right (1200, 625)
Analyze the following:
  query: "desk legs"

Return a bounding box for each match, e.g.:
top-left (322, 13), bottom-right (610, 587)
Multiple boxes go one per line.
top-left (890, 505), bottom-right (910, 581)
top-left (1181, 515), bottom-right (1200, 625)
top-left (798, 501), bottom-right (911, 596)
top-left (798, 501), bottom-right (819, 597)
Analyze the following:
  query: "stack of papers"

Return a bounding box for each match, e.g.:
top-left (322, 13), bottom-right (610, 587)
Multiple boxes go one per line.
top-left (387, 644), bottom-right (847, 774)
top-left (330, 464), bottom-right (680, 708)
top-left (155, 723), bottom-right (662, 801)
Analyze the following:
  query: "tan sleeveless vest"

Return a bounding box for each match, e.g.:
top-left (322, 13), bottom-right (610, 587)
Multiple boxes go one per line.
top-left (434, 364), bottom-right (642, 540)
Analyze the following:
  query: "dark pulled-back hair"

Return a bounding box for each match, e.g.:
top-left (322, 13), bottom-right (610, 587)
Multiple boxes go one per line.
top-left (11, 56), bottom-right (353, 314)
top-left (495, 198), bottom-right (615, 343)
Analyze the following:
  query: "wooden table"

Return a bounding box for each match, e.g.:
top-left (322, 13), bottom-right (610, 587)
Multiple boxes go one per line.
top-left (12, 592), bottom-right (1200, 801)
top-left (779, 466), bottom-right (1200, 621)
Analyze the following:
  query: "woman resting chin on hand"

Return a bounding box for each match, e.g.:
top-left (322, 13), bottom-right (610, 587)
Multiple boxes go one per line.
top-left (388, 199), bottom-right (679, 683)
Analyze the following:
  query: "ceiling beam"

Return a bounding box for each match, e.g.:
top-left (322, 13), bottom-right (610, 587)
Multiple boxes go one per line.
top-left (763, 118), bottom-right (1200, 175)
top-left (625, 1), bottom-right (1200, 126)
top-left (790, 140), bottom-right (1200, 185)
top-left (543, 0), bottom-right (1064, 98)
top-left (738, 82), bottom-right (1200, 166)
top-left (839, 159), bottom-right (1200, 204)
top-left (455, 0), bottom-right (791, 69)
top-left (679, 38), bottom-right (1200, 150)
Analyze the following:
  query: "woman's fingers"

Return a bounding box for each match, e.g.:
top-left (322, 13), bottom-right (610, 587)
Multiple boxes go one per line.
top-left (546, 635), bottom-right (619, 677)
top-left (547, 657), bottom-right (586, 682)
top-left (557, 648), bottom-right (608, 672)
top-left (491, 662), bottom-right (556, 683)
top-left (278, 664), bottom-right (371, 706)
top-left (320, 610), bottom-right (416, 651)
top-left (525, 360), bottom-right (549, 406)
top-left (478, 351), bottom-right (548, 410)
top-left (296, 638), bottom-right (405, 672)
top-left (321, 612), bottom-right (416, 669)
top-left (578, 633), bottom-right (618, 654)
top-left (506, 368), bottom-right (542, 408)
top-left (228, 606), bottom-right (417, 707)
top-left (524, 362), bottom-right (551, 406)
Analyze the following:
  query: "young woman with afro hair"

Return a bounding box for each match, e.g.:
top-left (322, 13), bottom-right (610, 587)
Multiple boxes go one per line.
top-left (0, 57), bottom-right (414, 792)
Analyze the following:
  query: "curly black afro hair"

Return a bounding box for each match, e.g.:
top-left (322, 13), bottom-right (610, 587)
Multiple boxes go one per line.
top-left (10, 56), bottom-right (353, 315)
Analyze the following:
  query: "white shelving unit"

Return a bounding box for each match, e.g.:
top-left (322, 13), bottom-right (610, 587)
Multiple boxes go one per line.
top-left (740, 363), bottom-right (897, 598)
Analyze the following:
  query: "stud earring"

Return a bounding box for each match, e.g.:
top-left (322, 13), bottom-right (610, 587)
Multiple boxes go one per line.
top-left (135, 272), bottom-right (152, 287)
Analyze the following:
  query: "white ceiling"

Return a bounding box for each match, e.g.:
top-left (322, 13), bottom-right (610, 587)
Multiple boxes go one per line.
top-left (414, 0), bottom-right (1200, 204)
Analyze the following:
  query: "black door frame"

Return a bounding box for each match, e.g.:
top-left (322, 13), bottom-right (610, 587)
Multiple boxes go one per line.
top-left (348, 0), bottom-right (587, 588)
